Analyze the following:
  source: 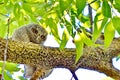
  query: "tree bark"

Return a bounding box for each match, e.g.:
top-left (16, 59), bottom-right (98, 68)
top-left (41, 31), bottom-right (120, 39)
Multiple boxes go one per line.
top-left (0, 37), bottom-right (120, 80)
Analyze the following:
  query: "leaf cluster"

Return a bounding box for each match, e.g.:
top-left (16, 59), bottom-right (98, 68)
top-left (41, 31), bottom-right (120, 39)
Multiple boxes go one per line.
top-left (1, 0), bottom-right (120, 79)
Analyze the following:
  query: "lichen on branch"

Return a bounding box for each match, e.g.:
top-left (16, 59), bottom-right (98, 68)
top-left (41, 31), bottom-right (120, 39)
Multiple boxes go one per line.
top-left (0, 37), bottom-right (120, 80)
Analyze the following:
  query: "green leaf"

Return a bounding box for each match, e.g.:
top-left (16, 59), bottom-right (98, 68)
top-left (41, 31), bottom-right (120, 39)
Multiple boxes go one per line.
top-left (110, 0), bottom-right (113, 3)
top-left (104, 20), bottom-right (115, 48)
top-left (22, 3), bottom-right (33, 13)
top-left (33, 3), bottom-right (46, 16)
top-left (112, 16), bottom-right (120, 34)
top-left (93, 26), bottom-right (99, 42)
top-left (113, 0), bottom-right (120, 12)
top-left (65, 19), bottom-right (73, 36)
top-left (4, 71), bottom-right (13, 80)
top-left (76, 0), bottom-right (86, 15)
top-left (70, 13), bottom-right (76, 28)
top-left (29, 13), bottom-right (37, 22)
top-left (102, 1), bottom-right (111, 18)
top-left (81, 32), bottom-right (93, 46)
top-left (18, 76), bottom-right (27, 80)
top-left (13, 3), bottom-right (21, 19)
top-left (101, 17), bottom-right (108, 29)
top-left (74, 32), bottom-right (84, 63)
top-left (4, 1), bottom-right (14, 13)
top-left (89, 0), bottom-right (100, 10)
top-left (0, 24), bottom-right (6, 38)
top-left (59, 29), bottom-right (69, 50)
top-left (59, 0), bottom-right (73, 15)
top-left (46, 18), bottom-right (60, 43)
top-left (93, 15), bottom-right (108, 42)
top-left (4, 0), bottom-right (8, 5)
top-left (0, 62), bottom-right (20, 72)
top-left (115, 0), bottom-right (120, 5)
top-left (0, 70), bottom-right (13, 80)
top-left (78, 14), bottom-right (90, 28)
top-left (78, 14), bottom-right (89, 23)
top-left (0, 68), bottom-right (2, 73)
top-left (113, 4), bottom-right (120, 13)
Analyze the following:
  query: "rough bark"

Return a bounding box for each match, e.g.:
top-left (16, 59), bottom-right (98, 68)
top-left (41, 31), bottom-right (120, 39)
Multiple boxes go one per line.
top-left (0, 37), bottom-right (120, 80)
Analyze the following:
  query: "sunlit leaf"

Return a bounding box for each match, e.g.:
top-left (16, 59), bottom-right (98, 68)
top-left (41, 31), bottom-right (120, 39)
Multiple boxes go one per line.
top-left (101, 17), bottom-right (108, 29)
top-left (112, 16), bottom-right (120, 34)
top-left (22, 3), bottom-right (33, 13)
top-left (46, 18), bottom-right (60, 43)
top-left (17, 16), bottom-right (24, 26)
top-left (113, 4), bottom-right (120, 13)
top-left (102, 1), bottom-right (111, 18)
top-left (18, 76), bottom-right (27, 80)
top-left (4, 1), bottom-right (14, 13)
top-left (0, 68), bottom-right (12, 80)
top-left (104, 20), bottom-right (115, 48)
top-left (55, 4), bottom-right (62, 19)
top-left (13, 3), bottom-right (20, 19)
top-left (74, 32), bottom-right (84, 63)
top-left (78, 14), bottom-right (90, 28)
top-left (78, 14), bottom-right (89, 23)
top-left (115, 0), bottom-right (120, 5)
top-left (113, 0), bottom-right (120, 13)
top-left (4, 0), bottom-right (8, 5)
top-left (0, 0), bottom-right (3, 4)
top-left (60, 29), bottom-right (69, 50)
top-left (29, 13), bottom-right (37, 22)
top-left (0, 24), bottom-right (6, 38)
top-left (76, 0), bottom-right (86, 15)
top-left (65, 19), bottom-right (73, 36)
top-left (70, 13), bottom-right (76, 28)
top-left (110, 0), bottom-right (113, 3)
top-left (0, 62), bottom-right (20, 72)
top-left (81, 32), bottom-right (93, 46)
top-left (92, 15), bottom-right (99, 42)
top-left (89, 0), bottom-right (100, 10)
top-left (9, 21), bottom-right (19, 36)
top-left (4, 71), bottom-right (13, 80)
top-left (93, 14), bottom-right (108, 42)
top-left (113, 0), bottom-right (120, 12)
top-left (59, 0), bottom-right (73, 14)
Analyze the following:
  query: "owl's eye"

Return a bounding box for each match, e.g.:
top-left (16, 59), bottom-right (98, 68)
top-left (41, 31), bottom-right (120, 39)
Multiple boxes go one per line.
top-left (31, 28), bottom-right (38, 34)
top-left (41, 35), bottom-right (46, 40)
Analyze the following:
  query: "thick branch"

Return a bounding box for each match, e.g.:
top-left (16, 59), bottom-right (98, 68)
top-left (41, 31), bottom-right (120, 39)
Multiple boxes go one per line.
top-left (0, 37), bottom-right (120, 79)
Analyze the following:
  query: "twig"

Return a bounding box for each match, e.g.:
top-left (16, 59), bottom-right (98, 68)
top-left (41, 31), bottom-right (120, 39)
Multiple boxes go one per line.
top-left (70, 76), bottom-right (73, 80)
top-left (70, 70), bottom-right (78, 80)
top-left (88, 4), bottom-right (93, 32)
top-left (1, 18), bottom-right (10, 80)
top-left (0, 13), bottom-right (8, 17)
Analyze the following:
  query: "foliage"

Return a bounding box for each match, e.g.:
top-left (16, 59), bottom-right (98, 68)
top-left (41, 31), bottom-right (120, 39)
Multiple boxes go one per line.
top-left (0, 61), bottom-right (21, 80)
top-left (0, 0), bottom-right (120, 79)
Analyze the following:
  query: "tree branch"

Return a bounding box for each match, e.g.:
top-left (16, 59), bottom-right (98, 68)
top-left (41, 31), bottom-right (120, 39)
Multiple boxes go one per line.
top-left (0, 37), bottom-right (120, 79)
